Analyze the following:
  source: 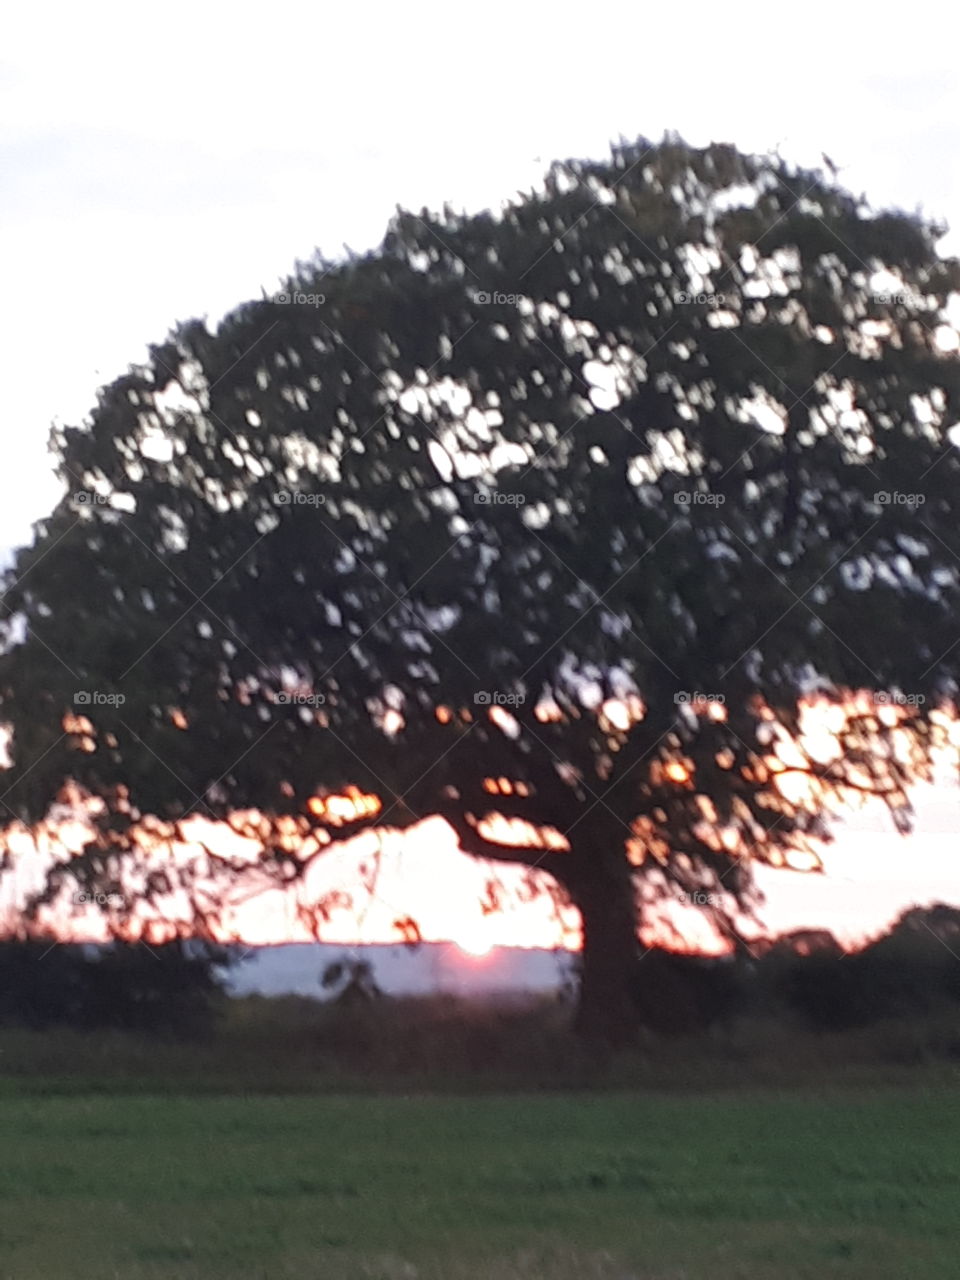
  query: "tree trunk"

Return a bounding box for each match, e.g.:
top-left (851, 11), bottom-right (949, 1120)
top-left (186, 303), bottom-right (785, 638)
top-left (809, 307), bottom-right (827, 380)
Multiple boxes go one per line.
top-left (560, 854), bottom-right (640, 1049)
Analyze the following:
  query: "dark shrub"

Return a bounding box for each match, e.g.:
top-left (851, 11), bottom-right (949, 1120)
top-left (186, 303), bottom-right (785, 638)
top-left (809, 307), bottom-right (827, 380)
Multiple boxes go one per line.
top-left (632, 948), bottom-right (752, 1034)
top-left (766, 909), bottom-right (960, 1030)
top-left (0, 938), bottom-right (235, 1036)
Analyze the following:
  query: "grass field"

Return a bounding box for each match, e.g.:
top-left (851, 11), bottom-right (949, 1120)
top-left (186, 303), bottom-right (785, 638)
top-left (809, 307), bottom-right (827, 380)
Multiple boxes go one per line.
top-left (0, 999), bottom-right (958, 1278)
top-left (0, 1082), bottom-right (958, 1279)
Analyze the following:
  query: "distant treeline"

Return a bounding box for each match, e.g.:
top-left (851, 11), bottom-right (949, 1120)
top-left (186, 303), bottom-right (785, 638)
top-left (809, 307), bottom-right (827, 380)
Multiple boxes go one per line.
top-left (625, 904), bottom-right (960, 1034)
top-left (0, 939), bottom-right (234, 1036)
top-left (1, 905), bottom-right (959, 1038)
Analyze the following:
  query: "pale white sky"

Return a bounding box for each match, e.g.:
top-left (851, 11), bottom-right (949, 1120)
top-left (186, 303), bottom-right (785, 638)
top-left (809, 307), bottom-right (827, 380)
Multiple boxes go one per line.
top-left (3, 0), bottom-right (959, 555)
top-left (1, 0), bottom-right (959, 942)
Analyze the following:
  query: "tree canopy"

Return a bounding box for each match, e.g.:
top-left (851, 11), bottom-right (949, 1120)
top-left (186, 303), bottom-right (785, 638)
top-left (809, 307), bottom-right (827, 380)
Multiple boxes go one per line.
top-left (3, 134), bottom-right (960, 1042)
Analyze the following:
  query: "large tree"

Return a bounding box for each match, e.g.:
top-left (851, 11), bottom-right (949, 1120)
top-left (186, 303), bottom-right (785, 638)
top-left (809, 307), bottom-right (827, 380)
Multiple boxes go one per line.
top-left (2, 136), bottom-right (960, 1043)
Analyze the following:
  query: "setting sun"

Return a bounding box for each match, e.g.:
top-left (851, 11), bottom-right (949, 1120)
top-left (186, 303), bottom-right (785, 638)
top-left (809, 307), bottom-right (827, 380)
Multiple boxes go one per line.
top-left (455, 924), bottom-right (494, 957)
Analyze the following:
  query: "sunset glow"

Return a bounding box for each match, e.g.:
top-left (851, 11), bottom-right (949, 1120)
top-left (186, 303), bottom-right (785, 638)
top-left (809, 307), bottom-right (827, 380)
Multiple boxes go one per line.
top-left (306, 787), bottom-right (381, 826)
top-left (455, 923), bottom-right (494, 957)
top-left (3, 693), bottom-right (959, 953)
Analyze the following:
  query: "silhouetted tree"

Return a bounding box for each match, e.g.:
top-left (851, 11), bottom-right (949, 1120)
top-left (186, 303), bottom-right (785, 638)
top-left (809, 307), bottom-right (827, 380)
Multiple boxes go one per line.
top-left (2, 136), bottom-right (960, 1045)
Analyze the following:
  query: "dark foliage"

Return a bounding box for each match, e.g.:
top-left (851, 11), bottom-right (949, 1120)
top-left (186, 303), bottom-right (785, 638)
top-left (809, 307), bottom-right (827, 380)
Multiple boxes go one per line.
top-left (604, 905), bottom-right (960, 1035)
top-left (767, 906), bottom-right (960, 1030)
top-left (320, 957), bottom-right (384, 1006)
top-left (0, 939), bottom-right (234, 1036)
top-left (2, 134), bottom-right (960, 1044)
top-left (632, 948), bottom-right (752, 1033)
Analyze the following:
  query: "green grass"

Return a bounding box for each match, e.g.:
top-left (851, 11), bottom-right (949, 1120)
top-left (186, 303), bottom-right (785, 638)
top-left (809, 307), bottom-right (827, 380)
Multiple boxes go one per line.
top-left (0, 1000), bottom-right (958, 1278)
top-left (0, 1086), bottom-right (958, 1279)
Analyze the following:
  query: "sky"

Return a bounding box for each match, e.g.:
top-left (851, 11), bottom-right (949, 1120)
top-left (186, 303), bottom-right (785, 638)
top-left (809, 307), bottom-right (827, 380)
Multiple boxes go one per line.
top-left (2, 1), bottom-right (959, 951)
